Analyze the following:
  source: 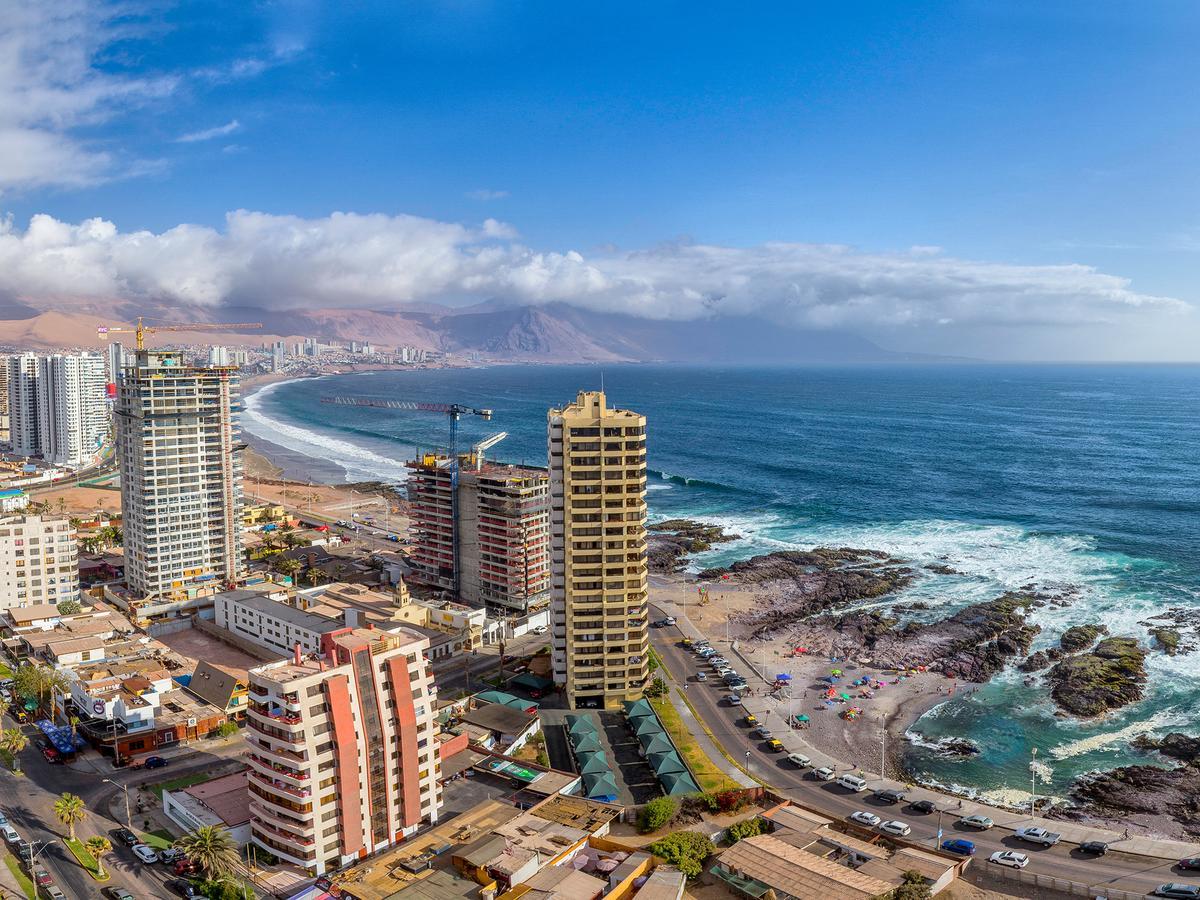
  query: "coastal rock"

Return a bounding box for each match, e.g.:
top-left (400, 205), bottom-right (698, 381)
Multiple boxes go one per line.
top-left (646, 520), bottom-right (739, 573)
top-left (1047, 636), bottom-right (1147, 717)
top-left (923, 563), bottom-right (963, 576)
top-left (1132, 733), bottom-right (1200, 765)
top-left (711, 548), bottom-right (916, 640)
top-left (1018, 647), bottom-right (1064, 672)
top-left (1070, 765), bottom-right (1200, 835)
top-left (1150, 627), bottom-right (1181, 656)
top-left (1059, 624), bottom-right (1108, 652)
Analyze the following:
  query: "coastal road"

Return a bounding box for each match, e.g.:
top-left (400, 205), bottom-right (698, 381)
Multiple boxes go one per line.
top-left (648, 605), bottom-right (1200, 897)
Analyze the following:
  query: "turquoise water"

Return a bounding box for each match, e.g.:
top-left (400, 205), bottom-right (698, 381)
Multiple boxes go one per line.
top-left (243, 363), bottom-right (1200, 802)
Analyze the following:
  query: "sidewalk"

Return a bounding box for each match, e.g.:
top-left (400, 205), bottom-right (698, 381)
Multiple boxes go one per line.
top-left (665, 686), bottom-right (756, 789)
top-left (654, 594), bottom-right (1200, 862)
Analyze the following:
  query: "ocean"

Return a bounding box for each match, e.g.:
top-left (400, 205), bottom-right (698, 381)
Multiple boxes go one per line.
top-left (243, 363), bottom-right (1200, 804)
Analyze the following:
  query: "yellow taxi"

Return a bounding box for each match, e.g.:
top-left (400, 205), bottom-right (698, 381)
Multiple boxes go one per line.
top-left (743, 713), bottom-right (758, 727)
top-left (765, 738), bottom-right (784, 752)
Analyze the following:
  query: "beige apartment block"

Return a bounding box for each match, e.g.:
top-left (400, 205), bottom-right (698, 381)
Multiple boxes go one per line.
top-left (0, 514), bottom-right (79, 609)
top-left (547, 391), bottom-right (649, 709)
top-left (245, 626), bottom-right (442, 876)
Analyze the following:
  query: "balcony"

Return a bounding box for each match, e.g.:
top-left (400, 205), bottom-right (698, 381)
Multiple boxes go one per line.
top-left (249, 800), bottom-right (315, 833)
top-left (247, 753), bottom-right (310, 784)
top-left (249, 737), bottom-right (307, 764)
top-left (249, 768), bottom-right (312, 799)
top-left (252, 819), bottom-right (315, 848)
top-left (248, 702), bottom-right (304, 728)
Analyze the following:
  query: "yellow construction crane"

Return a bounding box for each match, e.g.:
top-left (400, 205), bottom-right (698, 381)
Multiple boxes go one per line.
top-left (97, 317), bottom-right (262, 350)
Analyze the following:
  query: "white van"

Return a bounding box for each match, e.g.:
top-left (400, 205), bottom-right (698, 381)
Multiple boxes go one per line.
top-left (837, 774), bottom-right (868, 792)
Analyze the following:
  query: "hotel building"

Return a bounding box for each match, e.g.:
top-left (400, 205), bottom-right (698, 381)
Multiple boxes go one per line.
top-left (406, 454), bottom-right (550, 613)
top-left (245, 626), bottom-right (442, 875)
top-left (547, 391), bottom-right (649, 709)
top-left (116, 349), bottom-right (245, 600)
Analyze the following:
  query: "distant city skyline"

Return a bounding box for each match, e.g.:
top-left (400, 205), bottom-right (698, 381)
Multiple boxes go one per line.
top-left (1, 1), bottom-right (1198, 360)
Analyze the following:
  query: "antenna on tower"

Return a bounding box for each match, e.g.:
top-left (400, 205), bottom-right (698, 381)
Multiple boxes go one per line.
top-left (600, 369), bottom-right (605, 393)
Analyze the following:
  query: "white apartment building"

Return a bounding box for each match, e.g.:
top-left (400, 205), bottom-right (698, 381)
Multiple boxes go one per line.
top-left (36, 353), bottom-right (107, 468)
top-left (7, 354), bottom-right (40, 457)
top-left (107, 342), bottom-right (125, 385)
top-left (548, 391), bottom-right (650, 710)
top-left (208, 346), bottom-right (231, 367)
top-left (246, 627), bottom-right (441, 875)
top-left (117, 349), bottom-right (246, 600)
top-left (0, 358), bottom-right (9, 444)
top-left (0, 515), bottom-right (79, 609)
top-left (214, 587), bottom-right (337, 658)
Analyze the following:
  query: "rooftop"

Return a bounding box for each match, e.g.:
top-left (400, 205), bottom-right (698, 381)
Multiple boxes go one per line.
top-left (526, 794), bottom-right (620, 833)
top-left (717, 833), bottom-right (894, 900)
top-left (7, 604), bottom-right (61, 624)
top-left (460, 702), bottom-right (537, 735)
top-left (223, 591), bottom-right (341, 633)
top-left (170, 769), bottom-right (251, 827)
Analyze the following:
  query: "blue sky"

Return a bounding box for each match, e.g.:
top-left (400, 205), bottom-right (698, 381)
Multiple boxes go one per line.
top-left (2, 0), bottom-right (1199, 359)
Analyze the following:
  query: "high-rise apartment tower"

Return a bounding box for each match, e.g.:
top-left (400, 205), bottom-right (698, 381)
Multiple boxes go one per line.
top-left (547, 391), bottom-right (649, 709)
top-left (116, 349), bottom-right (245, 600)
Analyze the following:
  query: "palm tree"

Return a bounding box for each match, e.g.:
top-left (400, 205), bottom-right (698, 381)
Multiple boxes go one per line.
top-left (271, 557), bottom-right (301, 582)
top-left (53, 792), bottom-right (86, 841)
top-left (304, 567), bottom-right (323, 587)
top-left (0, 729), bottom-right (28, 772)
top-left (84, 836), bottom-right (112, 878)
top-left (174, 825), bottom-right (240, 880)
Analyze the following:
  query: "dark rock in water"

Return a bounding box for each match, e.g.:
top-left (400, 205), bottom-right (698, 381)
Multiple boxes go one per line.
top-left (934, 737), bottom-right (981, 757)
top-left (1059, 624), bottom-right (1108, 652)
top-left (1019, 647), bottom-right (1064, 672)
top-left (1048, 636), bottom-right (1147, 717)
top-left (1072, 764), bottom-right (1200, 835)
top-left (1132, 733), bottom-right (1200, 765)
top-left (923, 563), bottom-right (963, 576)
top-left (646, 519), bottom-right (739, 573)
top-left (1150, 627), bottom-right (1181, 656)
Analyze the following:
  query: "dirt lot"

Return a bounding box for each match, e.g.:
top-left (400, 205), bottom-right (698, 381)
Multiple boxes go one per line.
top-left (154, 626), bottom-right (281, 677)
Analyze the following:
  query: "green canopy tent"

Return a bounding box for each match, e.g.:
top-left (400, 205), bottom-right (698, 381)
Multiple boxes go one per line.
top-left (571, 734), bottom-right (604, 755)
top-left (640, 733), bottom-right (675, 755)
top-left (477, 690), bottom-right (539, 710)
top-left (624, 698), bottom-right (655, 720)
top-left (567, 715), bottom-right (599, 739)
top-left (634, 717), bottom-right (665, 739)
top-left (577, 752), bottom-right (612, 775)
top-left (583, 771), bottom-right (620, 800)
top-left (660, 772), bottom-right (701, 796)
top-left (648, 750), bottom-right (688, 776)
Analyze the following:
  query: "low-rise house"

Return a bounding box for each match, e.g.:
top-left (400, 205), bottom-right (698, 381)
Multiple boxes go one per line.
top-left (163, 769), bottom-right (252, 845)
top-left (457, 702), bottom-right (540, 754)
top-left (5, 603), bottom-right (62, 633)
top-left (185, 660), bottom-right (250, 720)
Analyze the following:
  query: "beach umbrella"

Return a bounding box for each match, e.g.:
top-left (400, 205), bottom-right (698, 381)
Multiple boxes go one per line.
top-left (839, 692), bottom-right (851, 700)
top-left (831, 669), bottom-right (843, 676)
top-left (572, 734), bottom-right (603, 754)
top-left (797, 714), bottom-right (810, 722)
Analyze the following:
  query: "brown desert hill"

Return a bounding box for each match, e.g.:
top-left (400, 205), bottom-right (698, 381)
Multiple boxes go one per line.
top-left (0, 310), bottom-right (300, 351)
top-left (430, 306), bottom-right (630, 361)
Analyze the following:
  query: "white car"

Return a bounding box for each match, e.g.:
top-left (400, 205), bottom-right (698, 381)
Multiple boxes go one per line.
top-left (786, 753), bottom-right (812, 768)
top-left (131, 844), bottom-right (159, 864)
top-left (959, 814), bottom-right (995, 830)
top-left (988, 851), bottom-right (1029, 869)
top-left (812, 766), bottom-right (836, 781)
top-left (849, 811), bottom-right (881, 828)
top-left (728, 694), bottom-right (742, 706)
top-left (0, 824), bottom-right (18, 843)
top-left (878, 820), bottom-right (912, 837)
top-left (531, 625), bottom-right (548, 635)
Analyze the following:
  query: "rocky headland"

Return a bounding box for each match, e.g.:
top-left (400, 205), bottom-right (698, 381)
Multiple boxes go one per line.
top-left (646, 520), bottom-right (740, 573)
top-left (1046, 636), bottom-right (1147, 717)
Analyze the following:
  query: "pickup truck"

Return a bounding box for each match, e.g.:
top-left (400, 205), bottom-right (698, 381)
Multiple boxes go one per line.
top-left (1013, 827), bottom-right (1061, 846)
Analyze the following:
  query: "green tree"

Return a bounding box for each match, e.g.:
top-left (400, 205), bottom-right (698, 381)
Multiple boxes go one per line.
top-left (271, 557), bottom-right (301, 581)
top-left (890, 871), bottom-right (933, 900)
top-left (304, 567), bottom-right (323, 587)
top-left (53, 792), bottom-right (87, 841)
top-left (98, 525), bottom-right (122, 547)
top-left (13, 662), bottom-right (68, 718)
top-left (0, 728), bottom-right (28, 771)
top-left (56, 599), bottom-right (82, 616)
top-left (84, 836), bottom-right (112, 878)
top-left (638, 796), bottom-right (677, 833)
top-left (647, 831), bottom-right (714, 878)
top-left (725, 817), bottom-right (766, 845)
top-left (173, 825), bottom-right (240, 880)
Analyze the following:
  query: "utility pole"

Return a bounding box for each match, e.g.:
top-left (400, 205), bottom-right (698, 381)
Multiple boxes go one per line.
top-left (104, 778), bottom-right (132, 828)
top-left (1030, 747), bottom-right (1038, 815)
top-left (880, 714), bottom-right (887, 783)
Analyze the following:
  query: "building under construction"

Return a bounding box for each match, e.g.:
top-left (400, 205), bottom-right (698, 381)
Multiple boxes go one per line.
top-left (406, 452), bottom-right (550, 613)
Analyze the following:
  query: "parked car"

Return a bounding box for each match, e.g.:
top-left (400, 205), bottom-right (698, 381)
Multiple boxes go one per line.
top-left (837, 774), bottom-right (868, 792)
top-left (989, 851), bottom-right (1029, 869)
top-left (1153, 885), bottom-right (1200, 899)
top-left (751, 726), bottom-right (772, 740)
top-left (1178, 858), bottom-right (1200, 871)
top-left (40, 746), bottom-right (60, 764)
top-left (728, 694), bottom-right (742, 706)
top-left (167, 880), bottom-right (204, 899)
top-left (159, 847), bottom-right (185, 863)
top-left (42, 887), bottom-right (67, 900)
top-left (131, 844), bottom-right (160, 864)
top-left (874, 789), bottom-right (906, 804)
top-left (765, 738), bottom-right (784, 752)
top-left (1078, 841), bottom-right (1108, 855)
top-left (32, 868), bottom-right (53, 886)
top-left (174, 859), bottom-right (201, 876)
top-left (941, 839), bottom-right (976, 856)
top-left (959, 814), bottom-right (994, 830)
top-left (531, 625), bottom-right (548, 635)
top-left (786, 753), bottom-right (812, 767)
top-left (652, 619), bottom-right (670, 628)
top-left (694, 672), bottom-right (707, 682)
top-left (142, 756), bottom-right (169, 769)
top-left (714, 667), bottom-right (733, 678)
top-left (878, 820), bottom-right (911, 837)
top-left (663, 616), bottom-right (676, 626)
top-left (812, 766), bottom-right (836, 781)
top-left (103, 889), bottom-right (136, 900)
top-left (907, 799), bottom-right (937, 814)
top-left (0, 824), bottom-right (19, 843)
top-left (849, 811), bottom-right (881, 828)
top-left (112, 828), bottom-right (139, 847)
top-left (0, 813), bottom-right (8, 827)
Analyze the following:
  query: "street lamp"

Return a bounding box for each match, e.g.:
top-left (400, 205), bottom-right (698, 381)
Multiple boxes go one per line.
top-left (27, 839), bottom-right (55, 875)
top-left (1030, 747), bottom-right (1038, 815)
top-left (104, 778), bottom-right (132, 828)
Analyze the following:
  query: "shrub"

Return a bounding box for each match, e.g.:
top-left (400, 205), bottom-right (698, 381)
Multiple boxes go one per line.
top-left (725, 817), bottom-right (766, 845)
top-left (214, 721), bottom-right (240, 738)
top-left (648, 831), bottom-right (714, 878)
top-left (645, 676), bottom-right (669, 699)
top-left (638, 796), bottom-right (677, 833)
top-left (891, 870), bottom-right (932, 900)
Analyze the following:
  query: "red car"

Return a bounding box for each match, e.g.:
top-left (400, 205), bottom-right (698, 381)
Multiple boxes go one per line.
top-left (41, 746), bottom-right (60, 764)
top-left (32, 868), bottom-right (53, 886)
top-left (174, 858), bottom-right (200, 876)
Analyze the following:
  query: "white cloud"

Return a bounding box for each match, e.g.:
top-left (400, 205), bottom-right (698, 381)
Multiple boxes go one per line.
top-left (466, 189), bottom-right (510, 201)
top-left (0, 210), bottom-right (1185, 335)
top-left (176, 119), bottom-right (241, 143)
top-left (0, 1), bottom-right (178, 191)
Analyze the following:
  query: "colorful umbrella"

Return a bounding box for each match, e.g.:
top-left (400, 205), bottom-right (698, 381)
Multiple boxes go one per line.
top-left (839, 692), bottom-right (851, 700)
top-left (797, 714), bottom-right (810, 722)
top-left (775, 674), bottom-right (792, 681)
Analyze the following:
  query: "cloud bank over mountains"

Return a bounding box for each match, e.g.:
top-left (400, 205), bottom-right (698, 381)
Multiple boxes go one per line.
top-left (0, 210), bottom-right (1185, 333)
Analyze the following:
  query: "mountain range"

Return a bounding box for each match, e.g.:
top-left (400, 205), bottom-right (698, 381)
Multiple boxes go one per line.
top-left (0, 301), bottom-right (912, 363)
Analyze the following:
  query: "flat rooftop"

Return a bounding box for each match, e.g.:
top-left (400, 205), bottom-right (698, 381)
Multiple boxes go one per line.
top-left (169, 769), bottom-right (251, 827)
